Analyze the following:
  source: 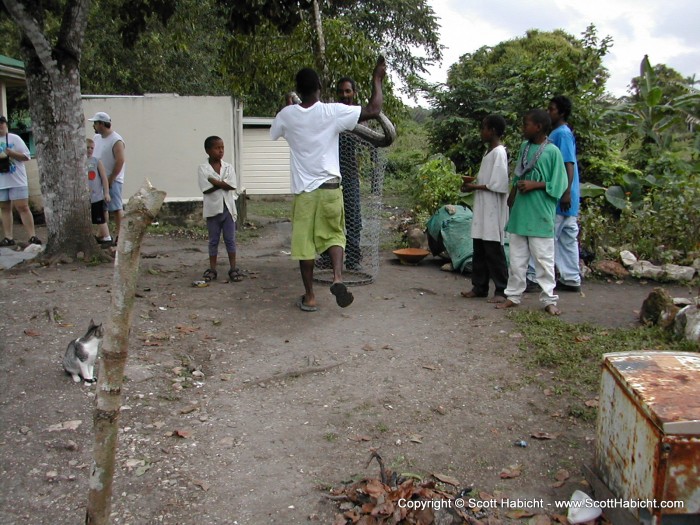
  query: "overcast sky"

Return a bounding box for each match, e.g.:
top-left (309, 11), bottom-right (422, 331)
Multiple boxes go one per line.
top-left (425, 0), bottom-right (700, 96)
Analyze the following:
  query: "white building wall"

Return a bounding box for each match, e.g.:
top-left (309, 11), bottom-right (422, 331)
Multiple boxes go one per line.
top-left (83, 95), bottom-right (238, 201)
top-left (241, 119), bottom-right (291, 195)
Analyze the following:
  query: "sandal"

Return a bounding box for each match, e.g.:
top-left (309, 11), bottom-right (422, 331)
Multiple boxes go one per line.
top-left (0, 237), bottom-right (15, 247)
top-left (228, 268), bottom-right (244, 282)
top-left (202, 268), bottom-right (217, 282)
top-left (28, 236), bottom-right (42, 245)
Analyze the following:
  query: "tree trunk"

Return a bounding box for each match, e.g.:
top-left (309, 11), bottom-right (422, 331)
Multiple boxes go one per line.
top-left (86, 181), bottom-right (165, 525)
top-left (5, 0), bottom-right (100, 258)
top-left (311, 0), bottom-right (329, 93)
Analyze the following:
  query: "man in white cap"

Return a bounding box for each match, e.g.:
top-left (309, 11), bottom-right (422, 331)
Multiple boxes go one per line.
top-left (88, 112), bottom-right (126, 238)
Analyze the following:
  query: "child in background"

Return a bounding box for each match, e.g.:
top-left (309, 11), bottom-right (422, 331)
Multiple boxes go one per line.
top-left (197, 135), bottom-right (243, 283)
top-left (496, 109), bottom-right (567, 315)
top-left (86, 138), bottom-right (112, 245)
top-left (460, 114), bottom-right (509, 303)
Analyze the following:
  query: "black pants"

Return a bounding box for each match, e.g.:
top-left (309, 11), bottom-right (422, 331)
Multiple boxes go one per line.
top-left (342, 176), bottom-right (362, 265)
top-left (471, 238), bottom-right (508, 296)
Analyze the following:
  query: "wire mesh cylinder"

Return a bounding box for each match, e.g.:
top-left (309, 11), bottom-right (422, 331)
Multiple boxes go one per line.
top-left (314, 131), bottom-right (386, 286)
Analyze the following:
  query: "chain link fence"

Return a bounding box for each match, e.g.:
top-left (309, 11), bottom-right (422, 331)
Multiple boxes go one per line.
top-left (314, 131), bottom-right (386, 285)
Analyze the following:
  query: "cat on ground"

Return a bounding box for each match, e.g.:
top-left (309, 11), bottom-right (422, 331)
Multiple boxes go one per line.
top-left (63, 319), bottom-right (103, 383)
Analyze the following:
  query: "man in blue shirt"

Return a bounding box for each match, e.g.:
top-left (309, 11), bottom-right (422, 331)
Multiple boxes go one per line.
top-left (548, 95), bottom-right (581, 292)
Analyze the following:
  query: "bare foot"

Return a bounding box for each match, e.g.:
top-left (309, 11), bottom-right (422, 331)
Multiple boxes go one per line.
top-left (544, 304), bottom-right (561, 316)
top-left (460, 290), bottom-right (485, 298)
top-left (487, 295), bottom-right (506, 304)
top-left (495, 299), bottom-right (517, 310)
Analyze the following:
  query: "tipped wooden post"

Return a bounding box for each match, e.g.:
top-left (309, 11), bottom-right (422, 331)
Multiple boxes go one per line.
top-left (85, 181), bottom-right (166, 525)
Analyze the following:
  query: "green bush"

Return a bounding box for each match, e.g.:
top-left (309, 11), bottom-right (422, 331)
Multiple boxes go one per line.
top-left (579, 175), bottom-right (700, 261)
top-left (413, 155), bottom-right (468, 218)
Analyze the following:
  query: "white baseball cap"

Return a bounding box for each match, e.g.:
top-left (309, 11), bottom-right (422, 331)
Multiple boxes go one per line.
top-left (88, 112), bottom-right (111, 123)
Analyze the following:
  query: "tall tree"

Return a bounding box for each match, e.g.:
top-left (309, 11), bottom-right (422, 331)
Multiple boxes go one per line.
top-left (427, 26), bottom-right (611, 181)
top-left (1, 0), bottom-right (176, 258)
top-left (3, 0), bottom-right (96, 258)
top-left (223, 0), bottom-right (441, 111)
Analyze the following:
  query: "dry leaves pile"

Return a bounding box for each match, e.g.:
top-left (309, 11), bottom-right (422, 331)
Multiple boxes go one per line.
top-left (328, 476), bottom-right (457, 525)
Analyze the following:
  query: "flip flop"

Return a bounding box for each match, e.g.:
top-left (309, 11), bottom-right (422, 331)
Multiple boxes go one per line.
top-left (296, 295), bottom-right (318, 312)
top-left (330, 282), bottom-right (354, 308)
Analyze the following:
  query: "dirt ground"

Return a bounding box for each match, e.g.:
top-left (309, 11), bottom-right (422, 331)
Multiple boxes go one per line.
top-left (0, 219), bottom-right (695, 525)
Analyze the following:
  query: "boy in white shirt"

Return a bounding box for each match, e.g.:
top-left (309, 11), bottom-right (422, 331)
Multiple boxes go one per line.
top-left (197, 136), bottom-right (242, 282)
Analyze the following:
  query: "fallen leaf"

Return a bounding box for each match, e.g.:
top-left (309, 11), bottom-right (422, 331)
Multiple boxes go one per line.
top-left (531, 432), bottom-right (558, 440)
top-left (176, 325), bottom-right (199, 334)
top-left (381, 344), bottom-right (392, 350)
top-left (24, 329), bottom-right (41, 337)
top-left (506, 510), bottom-right (535, 519)
top-left (142, 341), bottom-right (162, 347)
top-left (554, 469), bottom-right (570, 481)
top-left (528, 515), bottom-right (551, 525)
top-left (551, 514), bottom-right (569, 524)
top-left (173, 429), bottom-right (192, 439)
top-left (432, 472), bottom-right (460, 486)
top-left (435, 405), bottom-right (447, 415)
top-left (574, 335), bottom-right (591, 343)
top-left (47, 420), bottom-right (82, 432)
top-left (350, 435), bottom-right (371, 442)
top-left (543, 388), bottom-right (553, 396)
top-left (193, 479), bottom-right (210, 491)
top-left (551, 480), bottom-right (566, 488)
top-left (409, 435), bottom-right (423, 444)
top-left (585, 398), bottom-right (599, 408)
top-left (499, 464), bottom-right (522, 479)
top-left (180, 405), bottom-right (198, 414)
top-left (135, 464), bottom-right (152, 476)
top-left (422, 364), bottom-right (437, 370)
top-left (362, 343), bottom-right (375, 351)
top-left (363, 478), bottom-right (388, 499)
top-left (124, 458), bottom-right (145, 470)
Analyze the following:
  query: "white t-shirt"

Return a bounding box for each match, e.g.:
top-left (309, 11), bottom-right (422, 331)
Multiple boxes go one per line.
top-left (471, 145), bottom-right (509, 244)
top-left (270, 102), bottom-right (361, 194)
top-left (93, 130), bottom-right (126, 184)
top-left (0, 133), bottom-right (31, 190)
top-left (197, 160), bottom-right (238, 220)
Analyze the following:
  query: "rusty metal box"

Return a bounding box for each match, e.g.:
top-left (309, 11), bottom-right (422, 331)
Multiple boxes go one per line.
top-left (593, 352), bottom-right (700, 524)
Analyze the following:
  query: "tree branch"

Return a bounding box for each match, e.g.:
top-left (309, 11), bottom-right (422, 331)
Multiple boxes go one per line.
top-left (2, 0), bottom-right (58, 73)
top-left (57, 0), bottom-right (90, 62)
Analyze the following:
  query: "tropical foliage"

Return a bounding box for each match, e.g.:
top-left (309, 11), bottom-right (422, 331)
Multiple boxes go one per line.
top-left (426, 25), bottom-right (612, 180)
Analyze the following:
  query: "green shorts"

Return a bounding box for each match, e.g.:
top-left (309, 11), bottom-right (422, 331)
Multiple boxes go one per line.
top-left (291, 188), bottom-right (346, 260)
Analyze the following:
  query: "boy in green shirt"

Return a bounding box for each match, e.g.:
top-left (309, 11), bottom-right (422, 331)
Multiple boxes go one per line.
top-left (496, 109), bottom-right (567, 315)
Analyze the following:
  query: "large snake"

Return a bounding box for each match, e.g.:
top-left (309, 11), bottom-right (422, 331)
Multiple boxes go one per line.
top-left (288, 92), bottom-right (396, 148)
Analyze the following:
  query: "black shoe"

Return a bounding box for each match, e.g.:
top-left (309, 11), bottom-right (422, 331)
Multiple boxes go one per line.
top-left (555, 281), bottom-right (581, 293)
top-left (28, 236), bottom-right (42, 245)
top-left (0, 237), bottom-right (15, 247)
top-left (524, 279), bottom-right (541, 293)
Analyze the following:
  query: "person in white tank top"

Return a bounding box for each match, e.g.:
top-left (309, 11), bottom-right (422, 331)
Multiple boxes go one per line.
top-left (88, 112), bottom-right (126, 239)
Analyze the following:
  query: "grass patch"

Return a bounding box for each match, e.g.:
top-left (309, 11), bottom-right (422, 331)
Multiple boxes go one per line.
top-left (148, 223), bottom-right (208, 240)
top-left (247, 198), bottom-right (292, 220)
top-left (508, 309), bottom-right (697, 390)
top-left (382, 177), bottom-right (415, 210)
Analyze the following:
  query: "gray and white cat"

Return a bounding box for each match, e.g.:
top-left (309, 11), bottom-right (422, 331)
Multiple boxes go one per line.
top-left (63, 319), bottom-right (103, 383)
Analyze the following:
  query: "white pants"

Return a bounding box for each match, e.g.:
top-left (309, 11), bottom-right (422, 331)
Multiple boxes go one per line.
top-left (554, 215), bottom-right (581, 286)
top-left (505, 234), bottom-right (558, 306)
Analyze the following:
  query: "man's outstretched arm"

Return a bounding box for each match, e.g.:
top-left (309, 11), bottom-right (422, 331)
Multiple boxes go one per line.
top-left (359, 56), bottom-right (386, 122)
